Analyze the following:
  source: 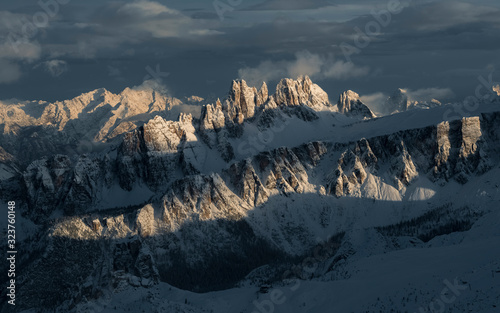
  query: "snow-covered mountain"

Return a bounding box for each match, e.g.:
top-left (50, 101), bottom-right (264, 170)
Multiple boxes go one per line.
top-left (383, 88), bottom-right (444, 114)
top-left (1, 76), bottom-right (500, 313)
top-left (0, 86), bottom-right (180, 139)
top-left (0, 83), bottom-right (206, 164)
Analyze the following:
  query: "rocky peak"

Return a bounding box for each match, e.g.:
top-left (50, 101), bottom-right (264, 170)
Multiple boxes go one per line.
top-left (274, 75), bottom-right (329, 109)
top-left (274, 76), bottom-right (311, 106)
top-left (384, 88), bottom-right (444, 114)
top-left (116, 114), bottom-right (198, 189)
top-left (200, 99), bottom-right (225, 131)
top-left (493, 84), bottom-right (500, 96)
top-left (386, 88), bottom-right (412, 114)
top-left (198, 98), bottom-right (234, 161)
top-left (200, 79), bottom-right (265, 131)
top-left (337, 90), bottom-right (375, 119)
top-left (119, 113), bottom-right (196, 157)
top-left (337, 90), bottom-right (359, 113)
top-left (258, 82), bottom-right (269, 105)
top-left (224, 79), bottom-right (263, 123)
top-left (141, 115), bottom-right (192, 154)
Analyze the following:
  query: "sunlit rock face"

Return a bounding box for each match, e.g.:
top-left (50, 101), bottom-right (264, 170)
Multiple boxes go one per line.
top-left (493, 84), bottom-right (500, 96)
top-left (117, 114), bottom-right (198, 190)
top-left (274, 76), bottom-right (330, 109)
top-left (337, 90), bottom-right (376, 119)
top-left (433, 116), bottom-right (492, 183)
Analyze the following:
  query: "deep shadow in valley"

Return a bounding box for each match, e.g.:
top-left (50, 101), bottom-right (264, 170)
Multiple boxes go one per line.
top-left (0, 192), bottom-right (483, 313)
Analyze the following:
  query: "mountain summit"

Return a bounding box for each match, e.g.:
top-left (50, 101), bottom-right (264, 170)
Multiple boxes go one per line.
top-left (337, 90), bottom-right (376, 119)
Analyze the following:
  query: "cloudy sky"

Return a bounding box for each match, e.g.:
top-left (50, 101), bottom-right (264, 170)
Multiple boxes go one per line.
top-left (0, 0), bottom-right (499, 104)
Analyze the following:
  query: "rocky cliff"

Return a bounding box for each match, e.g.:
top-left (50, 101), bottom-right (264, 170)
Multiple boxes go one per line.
top-left (337, 90), bottom-right (376, 119)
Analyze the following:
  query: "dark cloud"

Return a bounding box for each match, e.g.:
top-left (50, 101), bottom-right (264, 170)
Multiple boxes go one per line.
top-left (246, 0), bottom-right (333, 10)
top-left (0, 0), bottom-right (499, 103)
top-left (34, 59), bottom-right (68, 77)
top-left (189, 11), bottom-right (221, 20)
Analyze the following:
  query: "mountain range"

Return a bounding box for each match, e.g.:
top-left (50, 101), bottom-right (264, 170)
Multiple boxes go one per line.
top-left (1, 76), bottom-right (499, 313)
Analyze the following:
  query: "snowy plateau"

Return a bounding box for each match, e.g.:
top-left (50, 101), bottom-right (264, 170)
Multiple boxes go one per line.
top-left (0, 76), bottom-right (500, 313)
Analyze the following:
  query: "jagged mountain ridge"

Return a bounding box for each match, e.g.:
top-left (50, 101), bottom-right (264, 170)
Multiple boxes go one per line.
top-left (17, 111), bottom-right (500, 220)
top-left (0, 75), bottom-right (371, 165)
top-left (0, 85), bottom-right (193, 165)
top-left (0, 86), bottom-right (182, 139)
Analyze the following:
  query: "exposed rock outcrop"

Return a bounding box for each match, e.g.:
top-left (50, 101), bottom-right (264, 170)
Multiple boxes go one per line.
top-left (337, 90), bottom-right (376, 119)
top-left (199, 100), bottom-right (234, 162)
top-left (117, 114), bottom-right (197, 190)
top-left (433, 116), bottom-right (491, 183)
top-left (274, 76), bottom-right (330, 109)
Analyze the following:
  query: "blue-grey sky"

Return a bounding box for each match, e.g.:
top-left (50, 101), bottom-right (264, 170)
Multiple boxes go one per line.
top-left (0, 0), bottom-right (499, 103)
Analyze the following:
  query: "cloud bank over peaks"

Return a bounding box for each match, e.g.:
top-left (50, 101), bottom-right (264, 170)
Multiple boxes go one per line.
top-left (361, 87), bottom-right (455, 114)
top-left (404, 87), bottom-right (455, 102)
top-left (238, 50), bottom-right (370, 87)
top-left (132, 79), bottom-right (170, 95)
top-left (247, 0), bottom-right (333, 11)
